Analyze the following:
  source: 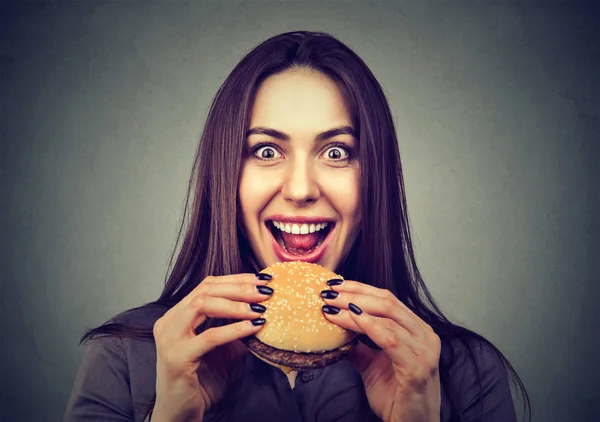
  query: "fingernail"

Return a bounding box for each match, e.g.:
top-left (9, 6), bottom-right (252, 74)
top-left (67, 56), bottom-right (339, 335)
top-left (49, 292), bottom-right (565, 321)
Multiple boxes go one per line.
top-left (327, 278), bottom-right (344, 286)
top-left (250, 303), bottom-right (266, 313)
top-left (359, 334), bottom-right (382, 350)
top-left (348, 303), bottom-right (362, 315)
top-left (320, 290), bottom-right (339, 299)
top-left (251, 318), bottom-right (266, 326)
top-left (256, 285), bottom-right (274, 295)
top-left (322, 305), bottom-right (341, 315)
top-left (255, 273), bottom-right (272, 281)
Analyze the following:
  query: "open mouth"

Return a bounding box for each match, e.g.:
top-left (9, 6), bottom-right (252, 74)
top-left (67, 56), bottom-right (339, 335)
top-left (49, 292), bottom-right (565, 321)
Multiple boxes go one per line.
top-left (266, 220), bottom-right (335, 262)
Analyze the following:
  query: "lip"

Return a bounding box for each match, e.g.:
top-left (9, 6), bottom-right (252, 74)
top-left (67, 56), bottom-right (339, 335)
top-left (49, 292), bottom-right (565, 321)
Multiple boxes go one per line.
top-left (266, 219), bottom-right (335, 264)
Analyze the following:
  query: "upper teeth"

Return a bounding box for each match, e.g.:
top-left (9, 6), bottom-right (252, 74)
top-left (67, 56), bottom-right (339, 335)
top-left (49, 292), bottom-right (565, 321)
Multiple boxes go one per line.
top-left (272, 221), bottom-right (329, 234)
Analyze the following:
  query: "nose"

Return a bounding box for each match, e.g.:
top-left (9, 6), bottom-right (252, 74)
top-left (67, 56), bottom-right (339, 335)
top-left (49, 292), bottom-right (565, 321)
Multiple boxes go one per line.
top-left (280, 158), bottom-right (320, 207)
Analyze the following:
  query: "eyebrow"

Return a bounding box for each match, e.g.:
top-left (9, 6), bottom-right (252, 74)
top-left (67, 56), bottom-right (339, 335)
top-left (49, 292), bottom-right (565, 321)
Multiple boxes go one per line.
top-left (246, 125), bottom-right (356, 142)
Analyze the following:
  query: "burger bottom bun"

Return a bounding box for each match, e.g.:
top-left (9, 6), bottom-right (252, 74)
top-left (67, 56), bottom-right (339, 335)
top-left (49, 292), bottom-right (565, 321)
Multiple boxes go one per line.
top-left (241, 336), bottom-right (358, 371)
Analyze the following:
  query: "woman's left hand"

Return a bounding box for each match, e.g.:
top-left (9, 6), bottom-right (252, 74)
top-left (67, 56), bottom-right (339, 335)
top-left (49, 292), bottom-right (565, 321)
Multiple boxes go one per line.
top-left (321, 279), bottom-right (441, 422)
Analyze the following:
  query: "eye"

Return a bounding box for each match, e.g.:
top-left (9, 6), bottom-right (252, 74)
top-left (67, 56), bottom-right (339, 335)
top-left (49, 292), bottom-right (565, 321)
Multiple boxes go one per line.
top-left (252, 144), bottom-right (281, 160)
top-left (322, 143), bottom-right (351, 161)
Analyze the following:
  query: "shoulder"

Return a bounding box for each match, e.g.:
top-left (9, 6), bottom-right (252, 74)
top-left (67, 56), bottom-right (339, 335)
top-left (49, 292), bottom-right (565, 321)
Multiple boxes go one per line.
top-left (443, 336), bottom-right (506, 376)
top-left (80, 303), bottom-right (169, 355)
top-left (66, 334), bottom-right (133, 420)
top-left (102, 304), bottom-right (169, 370)
top-left (65, 305), bottom-right (169, 421)
top-left (442, 335), bottom-right (510, 392)
top-left (76, 303), bottom-right (170, 381)
top-left (441, 336), bottom-right (518, 421)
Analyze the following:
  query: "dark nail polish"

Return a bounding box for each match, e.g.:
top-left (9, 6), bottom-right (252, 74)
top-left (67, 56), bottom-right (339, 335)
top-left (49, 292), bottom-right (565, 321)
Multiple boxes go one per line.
top-left (348, 303), bottom-right (362, 315)
top-left (255, 273), bottom-right (272, 281)
top-left (322, 305), bottom-right (341, 315)
top-left (256, 285), bottom-right (274, 295)
top-left (251, 318), bottom-right (266, 326)
top-left (250, 303), bottom-right (267, 313)
top-left (320, 290), bottom-right (339, 299)
top-left (327, 278), bottom-right (344, 286)
top-left (359, 334), bottom-right (382, 350)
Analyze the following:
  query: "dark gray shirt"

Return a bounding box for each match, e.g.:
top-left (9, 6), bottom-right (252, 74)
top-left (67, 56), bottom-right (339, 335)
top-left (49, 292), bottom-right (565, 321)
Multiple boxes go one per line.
top-left (64, 306), bottom-right (518, 422)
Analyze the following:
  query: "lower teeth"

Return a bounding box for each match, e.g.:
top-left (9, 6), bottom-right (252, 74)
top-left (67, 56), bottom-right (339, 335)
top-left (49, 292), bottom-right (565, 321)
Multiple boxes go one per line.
top-left (316, 236), bottom-right (325, 247)
top-left (278, 236), bottom-right (288, 252)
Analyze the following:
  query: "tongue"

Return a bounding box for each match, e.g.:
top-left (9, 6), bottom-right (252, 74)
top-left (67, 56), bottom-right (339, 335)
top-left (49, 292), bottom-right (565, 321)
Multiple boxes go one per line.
top-left (281, 231), bottom-right (322, 255)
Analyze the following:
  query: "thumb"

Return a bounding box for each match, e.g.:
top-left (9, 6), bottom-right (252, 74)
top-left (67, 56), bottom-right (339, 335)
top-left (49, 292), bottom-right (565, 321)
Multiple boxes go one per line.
top-left (228, 340), bottom-right (250, 361)
top-left (347, 341), bottom-right (377, 374)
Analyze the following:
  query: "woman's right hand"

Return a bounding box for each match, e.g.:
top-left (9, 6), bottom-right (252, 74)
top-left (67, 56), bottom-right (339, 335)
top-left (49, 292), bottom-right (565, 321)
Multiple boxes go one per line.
top-left (151, 273), bottom-right (273, 422)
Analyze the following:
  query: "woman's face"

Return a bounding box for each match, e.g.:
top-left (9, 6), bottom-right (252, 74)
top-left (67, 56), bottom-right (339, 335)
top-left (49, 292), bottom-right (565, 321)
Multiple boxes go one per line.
top-left (238, 68), bottom-right (361, 271)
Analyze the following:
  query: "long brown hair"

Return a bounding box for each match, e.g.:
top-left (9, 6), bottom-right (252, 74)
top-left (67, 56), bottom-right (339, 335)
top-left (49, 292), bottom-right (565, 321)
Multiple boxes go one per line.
top-left (82, 31), bottom-right (530, 421)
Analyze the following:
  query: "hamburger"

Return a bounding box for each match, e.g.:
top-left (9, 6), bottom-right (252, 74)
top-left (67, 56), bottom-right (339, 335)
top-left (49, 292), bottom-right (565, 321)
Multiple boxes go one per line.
top-left (242, 261), bottom-right (358, 372)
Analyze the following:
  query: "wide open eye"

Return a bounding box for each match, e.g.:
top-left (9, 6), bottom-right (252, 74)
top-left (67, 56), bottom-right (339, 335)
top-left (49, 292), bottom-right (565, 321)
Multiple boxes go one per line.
top-left (252, 144), bottom-right (282, 160)
top-left (322, 143), bottom-right (351, 161)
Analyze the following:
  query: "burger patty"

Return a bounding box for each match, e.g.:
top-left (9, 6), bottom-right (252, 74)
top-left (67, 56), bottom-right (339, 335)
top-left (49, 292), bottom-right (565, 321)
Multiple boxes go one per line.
top-left (241, 335), bottom-right (358, 370)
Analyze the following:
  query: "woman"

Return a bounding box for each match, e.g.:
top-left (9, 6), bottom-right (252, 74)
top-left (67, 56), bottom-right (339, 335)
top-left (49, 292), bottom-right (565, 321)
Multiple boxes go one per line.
top-left (65, 31), bottom-right (530, 422)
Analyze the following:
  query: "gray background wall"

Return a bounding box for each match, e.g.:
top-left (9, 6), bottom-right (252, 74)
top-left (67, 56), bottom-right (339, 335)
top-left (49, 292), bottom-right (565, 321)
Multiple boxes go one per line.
top-left (1, 1), bottom-right (598, 421)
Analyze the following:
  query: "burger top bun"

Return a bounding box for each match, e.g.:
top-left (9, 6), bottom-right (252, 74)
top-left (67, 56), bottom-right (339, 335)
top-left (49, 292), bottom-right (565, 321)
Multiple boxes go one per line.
top-left (255, 261), bottom-right (357, 353)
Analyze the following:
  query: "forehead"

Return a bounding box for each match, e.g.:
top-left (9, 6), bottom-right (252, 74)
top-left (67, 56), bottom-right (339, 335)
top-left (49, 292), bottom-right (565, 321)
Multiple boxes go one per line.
top-left (249, 69), bottom-right (352, 133)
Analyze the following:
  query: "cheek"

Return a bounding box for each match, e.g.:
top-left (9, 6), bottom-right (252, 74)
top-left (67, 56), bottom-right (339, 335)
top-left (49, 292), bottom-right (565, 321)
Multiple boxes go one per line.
top-left (238, 166), bottom-right (278, 221)
top-left (322, 168), bottom-right (361, 222)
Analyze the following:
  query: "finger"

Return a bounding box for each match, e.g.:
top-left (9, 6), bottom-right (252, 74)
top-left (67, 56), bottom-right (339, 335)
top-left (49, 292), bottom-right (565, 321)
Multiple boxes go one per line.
top-left (346, 340), bottom-right (378, 374)
top-left (327, 281), bottom-right (430, 332)
top-left (228, 339), bottom-right (251, 361)
top-left (328, 281), bottom-right (419, 319)
top-left (322, 307), bottom-right (420, 355)
top-left (180, 273), bottom-right (272, 308)
top-left (322, 307), bottom-right (363, 333)
top-left (203, 339), bottom-right (251, 365)
top-left (327, 281), bottom-right (429, 331)
top-left (322, 307), bottom-right (384, 354)
top-left (183, 295), bottom-right (270, 332)
top-left (349, 309), bottom-right (442, 383)
top-left (326, 279), bottom-right (389, 298)
top-left (202, 273), bottom-right (272, 285)
top-left (186, 319), bottom-right (266, 358)
top-left (158, 282), bottom-right (273, 342)
top-left (358, 334), bottom-right (383, 351)
top-left (347, 306), bottom-right (425, 364)
top-left (321, 289), bottom-right (425, 339)
top-left (199, 282), bottom-right (275, 303)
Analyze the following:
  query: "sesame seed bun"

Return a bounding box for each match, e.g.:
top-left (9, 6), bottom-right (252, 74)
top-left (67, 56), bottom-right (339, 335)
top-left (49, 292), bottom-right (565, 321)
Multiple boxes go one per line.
top-left (242, 261), bottom-right (358, 370)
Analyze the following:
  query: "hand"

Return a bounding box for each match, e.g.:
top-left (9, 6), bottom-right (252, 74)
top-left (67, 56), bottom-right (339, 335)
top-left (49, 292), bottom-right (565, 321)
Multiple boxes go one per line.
top-left (151, 273), bottom-right (273, 421)
top-left (322, 280), bottom-right (441, 422)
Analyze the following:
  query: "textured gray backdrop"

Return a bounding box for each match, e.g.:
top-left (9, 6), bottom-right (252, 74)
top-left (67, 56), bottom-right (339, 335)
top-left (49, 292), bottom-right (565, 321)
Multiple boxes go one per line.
top-left (1, 1), bottom-right (598, 421)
